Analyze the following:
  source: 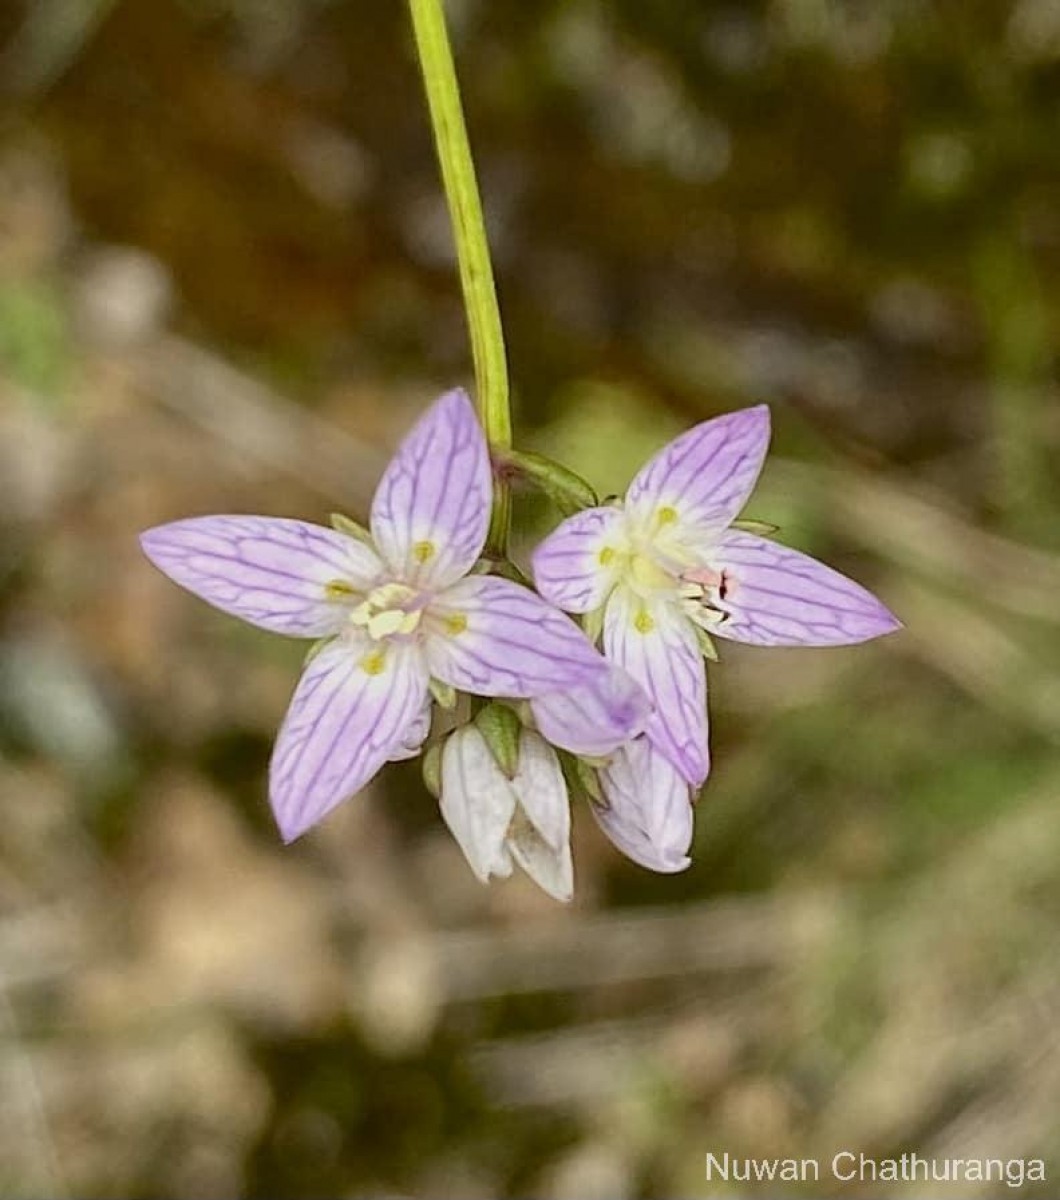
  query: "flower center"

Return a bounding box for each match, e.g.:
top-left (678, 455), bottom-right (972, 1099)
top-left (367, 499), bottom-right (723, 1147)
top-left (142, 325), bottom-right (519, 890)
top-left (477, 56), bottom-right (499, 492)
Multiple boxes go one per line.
top-left (606, 507), bottom-right (695, 600)
top-left (349, 581), bottom-right (423, 641)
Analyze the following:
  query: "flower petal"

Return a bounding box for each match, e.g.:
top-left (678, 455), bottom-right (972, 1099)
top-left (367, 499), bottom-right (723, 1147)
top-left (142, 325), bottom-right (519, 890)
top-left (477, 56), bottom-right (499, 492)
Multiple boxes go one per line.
top-left (439, 726), bottom-right (517, 882)
top-left (708, 531), bottom-right (902, 646)
top-left (507, 730), bottom-right (573, 901)
top-left (512, 731), bottom-right (570, 853)
top-left (594, 738), bottom-right (693, 873)
top-left (529, 664), bottom-right (651, 758)
top-left (531, 505), bottom-right (623, 613)
top-left (269, 637), bottom-right (428, 841)
top-left (141, 515), bottom-right (383, 637)
top-left (369, 389), bottom-right (492, 589)
top-left (388, 697), bottom-right (433, 762)
top-left (425, 575), bottom-right (608, 698)
top-left (625, 406), bottom-right (770, 541)
top-left (603, 587), bottom-right (709, 786)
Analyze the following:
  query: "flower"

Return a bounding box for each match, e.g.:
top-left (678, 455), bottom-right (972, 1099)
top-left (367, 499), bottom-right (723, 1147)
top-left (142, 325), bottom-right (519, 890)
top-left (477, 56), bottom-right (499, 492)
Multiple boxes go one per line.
top-left (439, 723), bottom-right (572, 901)
top-left (592, 735), bottom-right (694, 873)
top-left (532, 405), bottom-right (901, 788)
top-left (141, 388), bottom-right (616, 842)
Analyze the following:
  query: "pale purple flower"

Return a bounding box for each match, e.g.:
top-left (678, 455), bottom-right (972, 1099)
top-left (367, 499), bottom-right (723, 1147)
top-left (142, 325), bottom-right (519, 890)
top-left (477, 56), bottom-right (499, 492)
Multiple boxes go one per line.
top-left (532, 405), bottom-right (901, 788)
top-left (440, 724), bottom-right (573, 901)
top-left (141, 389), bottom-right (613, 842)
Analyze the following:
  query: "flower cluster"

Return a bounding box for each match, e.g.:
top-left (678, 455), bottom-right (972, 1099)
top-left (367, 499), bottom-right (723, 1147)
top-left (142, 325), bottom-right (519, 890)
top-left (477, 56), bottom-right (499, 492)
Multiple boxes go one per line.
top-left (142, 390), bottom-right (899, 899)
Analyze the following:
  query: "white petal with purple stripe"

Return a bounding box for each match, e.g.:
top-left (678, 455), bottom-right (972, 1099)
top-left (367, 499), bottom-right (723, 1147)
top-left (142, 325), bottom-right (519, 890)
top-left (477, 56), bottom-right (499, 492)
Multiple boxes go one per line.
top-left (141, 515), bottom-right (383, 637)
top-left (529, 664), bottom-right (650, 758)
top-left (604, 586), bottom-right (709, 787)
top-left (625, 405), bottom-right (770, 542)
top-left (531, 505), bottom-right (622, 613)
top-left (270, 637), bottom-right (428, 841)
top-left (709, 531), bottom-right (902, 647)
top-left (425, 575), bottom-right (608, 698)
top-left (370, 389), bottom-right (492, 590)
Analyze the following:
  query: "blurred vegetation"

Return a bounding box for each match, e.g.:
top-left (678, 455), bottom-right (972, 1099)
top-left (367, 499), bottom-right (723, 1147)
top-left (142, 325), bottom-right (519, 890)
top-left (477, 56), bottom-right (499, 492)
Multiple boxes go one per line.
top-left (1, 1), bottom-right (1059, 1197)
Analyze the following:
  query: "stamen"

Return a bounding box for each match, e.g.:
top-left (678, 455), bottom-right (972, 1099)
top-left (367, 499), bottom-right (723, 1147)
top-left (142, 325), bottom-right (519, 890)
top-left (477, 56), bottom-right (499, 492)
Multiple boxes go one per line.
top-left (413, 540), bottom-right (436, 564)
top-left (445, 613), bottom-right (468, 636)
top-left (349, 581), bottom-right (422, 641)
top-left (360, 649), bottom-right (387, 676)
top-left (367, 610), bottom-right (408, 639)
top-left (683, 565), bottom-right (722, 589)
top-left (634, 607), bottom-right (655, 634)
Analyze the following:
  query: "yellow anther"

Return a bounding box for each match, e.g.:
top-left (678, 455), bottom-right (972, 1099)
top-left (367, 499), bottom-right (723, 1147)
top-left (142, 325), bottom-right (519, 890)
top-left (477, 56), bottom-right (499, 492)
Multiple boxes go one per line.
top-left (634, 608), bottom-right (655, 634)
top-left (444, 613), bottom-right (468, 636)
top-left (413, 540), bottom-right (436, 564)
top-left (598, 546), bottom-right (616, 566)
top-left (325, 579), bottom-right (357, 599)
top-left (367, 609), bottom-right (407, 639)
top-left (349, 581), bottom-right (422, 641)
top-left (657, 506), bottom-right (678, 526)
top-left (360, 650), bottom-right (387, 676)
top-left (372, 582), bottom-right (416, 607)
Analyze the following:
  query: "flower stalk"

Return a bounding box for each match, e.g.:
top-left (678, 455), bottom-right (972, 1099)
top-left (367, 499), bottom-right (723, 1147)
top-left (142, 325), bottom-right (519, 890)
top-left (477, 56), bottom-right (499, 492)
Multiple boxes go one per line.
top-left (408, 0), bottom-right (511, 554)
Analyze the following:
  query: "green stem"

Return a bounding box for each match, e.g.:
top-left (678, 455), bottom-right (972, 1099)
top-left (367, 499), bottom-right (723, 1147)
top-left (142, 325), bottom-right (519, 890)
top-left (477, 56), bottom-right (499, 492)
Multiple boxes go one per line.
top-left (408, 0), bottom-right (511, 555)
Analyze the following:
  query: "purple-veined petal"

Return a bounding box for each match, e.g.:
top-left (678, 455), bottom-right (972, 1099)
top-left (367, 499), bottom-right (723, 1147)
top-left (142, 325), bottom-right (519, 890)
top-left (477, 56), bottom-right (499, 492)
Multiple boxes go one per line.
top-left (625, 406), bottom-right (770, 541)
top-left (604, 586), bottom-right (709, 786)
top-left (531, 505), bottom-right (623, 614)
top-left (369, 389), bottom-right (491, 589)
top-left (141, 515), bottom-right (383, 637)
top-left (507, 730), bottom-right (573, 901)
top-left (425, 575), bottom-right (608, 698)
top-left (529, 664), bottom-right (651, 758)
top-left (707, 531), bottom-right (902, 647)
top-left (512, 731), bottom-right (570, 853)
top-left (269, 636), bottom-right (428, 841)
top-left (389, 697), bottom-right (433, 762)
top-left (439, 726), bottom-right (516, 883)
top-left (594, 737), bottom-right (693, 873)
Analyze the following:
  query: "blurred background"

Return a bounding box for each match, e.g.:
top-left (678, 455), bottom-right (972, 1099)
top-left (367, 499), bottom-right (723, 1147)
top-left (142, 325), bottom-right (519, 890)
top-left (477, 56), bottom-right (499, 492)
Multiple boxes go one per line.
top-left (1, 0), bottom-right (1060, 1196)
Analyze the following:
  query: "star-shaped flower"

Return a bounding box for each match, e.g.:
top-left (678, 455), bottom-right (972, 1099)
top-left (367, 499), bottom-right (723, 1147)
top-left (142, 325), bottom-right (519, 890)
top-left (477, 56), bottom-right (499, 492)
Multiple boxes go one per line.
top-left (532, 405), bottom-right (901, 788)
top-left (141, 389), bottom-right (619, 841)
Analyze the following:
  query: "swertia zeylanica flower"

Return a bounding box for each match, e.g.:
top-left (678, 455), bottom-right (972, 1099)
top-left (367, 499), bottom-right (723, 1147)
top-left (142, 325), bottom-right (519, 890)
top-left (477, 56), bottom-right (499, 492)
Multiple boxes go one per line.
top-left (440, 723), bottom-right (574, 902)
top-left (141, 389), bottom-right (632, 844)
top-left (532, 405), bottom-right (901, 790)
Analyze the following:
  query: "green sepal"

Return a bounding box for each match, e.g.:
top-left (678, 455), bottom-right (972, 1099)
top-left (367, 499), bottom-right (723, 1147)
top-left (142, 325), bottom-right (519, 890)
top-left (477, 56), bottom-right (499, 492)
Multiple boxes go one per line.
top-left (730, 518), bottom-right (779, 535)
top-left (500, 449), bottom-right (598, 516)
top-left (428, 678), bottom-right (457, 709)
top-left (582, 605), bottom-right (605, 645)
top-left (422, 741), bottom-right (443, 799)
top-left (330, 512), bottom-right (373, 542)
top-left (304, 637), bottom-right (333, 665)
top-left (694, 626), bottom-right (719, 662)
top-left (473, 702), bottom-right (522, 780)
top-left (570, 753), bottom-right (605, 805)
